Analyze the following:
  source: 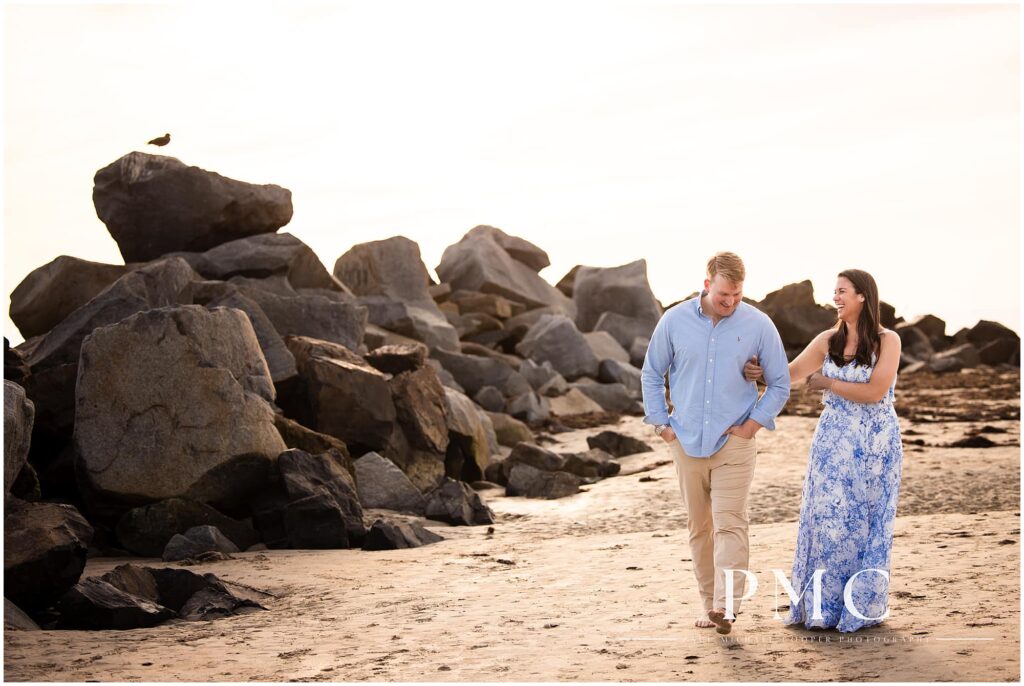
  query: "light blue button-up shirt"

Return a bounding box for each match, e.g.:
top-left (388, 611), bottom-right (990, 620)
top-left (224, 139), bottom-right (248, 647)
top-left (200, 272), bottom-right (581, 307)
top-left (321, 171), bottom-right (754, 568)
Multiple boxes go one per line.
top-left (640, 292), bottom-right (790, 458)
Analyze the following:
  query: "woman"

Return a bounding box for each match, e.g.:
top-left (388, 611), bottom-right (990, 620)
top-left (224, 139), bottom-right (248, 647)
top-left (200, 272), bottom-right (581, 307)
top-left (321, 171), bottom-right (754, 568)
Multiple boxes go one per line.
top-left (744, 269), bottom-right (903, 632)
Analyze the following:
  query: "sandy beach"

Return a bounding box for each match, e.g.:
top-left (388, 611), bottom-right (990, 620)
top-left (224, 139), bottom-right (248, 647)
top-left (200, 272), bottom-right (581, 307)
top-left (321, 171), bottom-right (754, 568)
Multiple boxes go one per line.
top-left (5, 372), bottom-right (1019, 682)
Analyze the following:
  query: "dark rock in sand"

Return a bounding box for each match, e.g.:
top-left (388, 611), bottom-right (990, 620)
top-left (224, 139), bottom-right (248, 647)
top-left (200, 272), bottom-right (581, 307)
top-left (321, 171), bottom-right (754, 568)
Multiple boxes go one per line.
top-left (4, 499), bottom-right (93, 611)
top-left (354, 452), bottom-right (427, 514)
top-left (586, 430), bottom-right (652, 457)
top-left (423, 477), bottom-right (495, 526)
top-left (505, 442), bottom-right (566, 477)
top-left (506, 462), bottom-right (581, 499)
top-left (284, 494), bottom-right (350, 549)
top-left (949, 435), bottom-right (997, 448)
top-left (93, 152), bottom-right (292, 262)
top-left (9, 256), bottom-right (129, 339)
top-left (57, 578), bottom-right (175, 630)
top-left (362, 517), bottom-right (444, 551)
top-left (177, 586), bottom-right (265, 621)
top-left (116, 498), bottom-right (259, 557)
top-left (74, 306), bottom-right (284, 511)
top-left (4, 381), bottom-right (33, 501)
top-left (162, 525), bottom-right (240, 562)
top-left (561, 448), bottom-right (621, 478)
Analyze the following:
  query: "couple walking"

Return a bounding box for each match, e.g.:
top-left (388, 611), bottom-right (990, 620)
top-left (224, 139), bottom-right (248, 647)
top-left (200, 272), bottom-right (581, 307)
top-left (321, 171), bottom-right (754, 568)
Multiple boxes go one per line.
top-left (640, 252), bottom-right (903, 634)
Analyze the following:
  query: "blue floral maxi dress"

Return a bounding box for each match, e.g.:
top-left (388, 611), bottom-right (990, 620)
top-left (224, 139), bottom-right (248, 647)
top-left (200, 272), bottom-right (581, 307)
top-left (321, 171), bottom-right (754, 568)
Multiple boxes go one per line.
top-left (786, 353), bottom-right (903, 632)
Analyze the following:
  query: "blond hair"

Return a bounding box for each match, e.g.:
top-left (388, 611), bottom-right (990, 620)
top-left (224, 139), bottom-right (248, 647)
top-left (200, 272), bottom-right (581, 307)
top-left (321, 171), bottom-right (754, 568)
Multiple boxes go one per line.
top-left (706, 252), bottom-right (745, 284)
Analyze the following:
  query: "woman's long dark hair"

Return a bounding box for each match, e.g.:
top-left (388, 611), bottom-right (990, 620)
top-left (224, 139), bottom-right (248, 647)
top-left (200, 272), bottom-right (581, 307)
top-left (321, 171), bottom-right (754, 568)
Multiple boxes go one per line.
top-left (828, 269), bottom-right (881, 368)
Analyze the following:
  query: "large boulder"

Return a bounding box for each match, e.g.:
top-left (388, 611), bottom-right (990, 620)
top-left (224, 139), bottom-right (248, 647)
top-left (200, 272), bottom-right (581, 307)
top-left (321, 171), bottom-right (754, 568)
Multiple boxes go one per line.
top-left (570, 381), bottom-right (641, 413)
top-left (597, 359), bottom-right (643, 395)
top-left (4, 499), bottom-right (93, 610)
top-left (583, 331), bottom-right (631, 364)
top-left (759, 281), bottom-right (836, 349)
top-left (115, 498), bottom-right (259, 557)
top-left (389, 367), bottom-right (450, 453)
top-left (9, 256), bottom-right (129, 339)
top-left (236, 286), bottom-right (367, 353)
top-left (436, 231), bottom-right (575, 316)
top-left (505, 391), bottom-right (552, 423)
top-left (335, 237), bottom-right (460, 351)
top-left (74, 305), bottom-right (285, 512)
top-left (278, 449), bottom-right (365, 546)
top-left (463, 225), bottom-right (550, 272)
top-left (365, 343), bottom-right (428, 375)
top-left (484, 411), bottom-right (533, 447)
top-left (515, 314), bottom-right (599, 380)
top-left (907, 314), bottom-right (946, 340)
top-left (572, 260), bottom-right (662, 334)
top-left (894, 323), bottom-right (935, 360)
top-left (353, 452), bottom-right (427, 514)
top-left (502, 442), bottom-right (565, 482)
top-left (966, 321), bottom-right (1020, 348)
top-left (423, 477), bottom-right (495, 526)
top-left (283, 336), bottom-right (396, 452)
top-left (4, 381), bottom-right (33, 501)
top-left (183, 232), bottom-right (343, 291)
top-left (549, 388), bottom-right (604, 416)
top-left (93, 152), bottom-right (292, 262)
top-left (202, 290), bottom-right (298, 383)
top-left (979, 337), bottom-right (1020, 366)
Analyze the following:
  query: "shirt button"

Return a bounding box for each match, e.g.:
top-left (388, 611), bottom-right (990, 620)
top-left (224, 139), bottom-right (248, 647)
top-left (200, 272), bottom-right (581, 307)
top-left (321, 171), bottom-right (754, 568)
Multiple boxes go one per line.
top-left (709, 358), bottom-right (713, 362)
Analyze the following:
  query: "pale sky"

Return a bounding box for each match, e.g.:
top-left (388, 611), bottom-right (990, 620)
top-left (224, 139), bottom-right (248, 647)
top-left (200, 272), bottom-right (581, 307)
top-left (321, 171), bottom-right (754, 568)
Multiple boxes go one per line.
top-left (3, 3), bottom-right (1019, 346)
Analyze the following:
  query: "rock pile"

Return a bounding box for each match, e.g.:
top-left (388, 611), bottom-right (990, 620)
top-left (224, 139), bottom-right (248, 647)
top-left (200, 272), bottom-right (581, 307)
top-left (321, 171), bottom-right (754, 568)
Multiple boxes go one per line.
top-left (4, 151), bottom-right (1018, 629)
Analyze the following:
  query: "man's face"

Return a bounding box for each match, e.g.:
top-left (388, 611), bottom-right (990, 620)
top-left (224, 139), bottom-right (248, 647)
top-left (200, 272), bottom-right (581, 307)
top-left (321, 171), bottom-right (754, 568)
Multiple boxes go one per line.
top-left (703, 274), bottom-right (743, 318)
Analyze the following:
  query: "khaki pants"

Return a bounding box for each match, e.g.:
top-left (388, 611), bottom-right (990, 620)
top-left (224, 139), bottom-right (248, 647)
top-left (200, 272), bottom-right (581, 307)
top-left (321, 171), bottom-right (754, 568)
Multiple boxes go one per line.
top-left (670, 434), bottom-right (757, 615)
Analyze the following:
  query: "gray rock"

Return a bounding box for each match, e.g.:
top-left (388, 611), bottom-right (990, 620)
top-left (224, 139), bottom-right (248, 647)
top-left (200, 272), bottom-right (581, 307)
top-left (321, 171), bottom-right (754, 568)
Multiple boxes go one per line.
top-left (583, 331), bottom-right (631, 364)
top-left (238, 287), bottom-right (367, 352)
top-left (74, 306), bottom-right (285, 510)
top-left (4, 598), bottom-right (39, 631)
top-left (516, 314), bottom-right (599, 380)
top-left (464, 225), bottom-right (550, 272)
top-left (284, 336), bottom-right (396, 452)
top-left (561, 448), bottom-right (621, 478)
top-left (4, 381), bottom-right (33, 502)
top-left (506, 462), bottom-right (580, 499)
top-left (116, 498), bottom-right (259, 557)
top-left (598, 359), bottom-right (643, 395)
top-left (572, 260), bottom-right (662, 334)
top-left (570, 382), bottom-right (642, 413)
top-left (436, 232), bottom-right (575, 316)
top-left (907, 314), bottom-right (946, 340)
top-left (967, 320), bottom-right (1020, 348)
top-left (10, 256), bottom-right (129, 339)
top-left (629, 336), bottom-right (650, 368)
top-left (504, 391), bottom-right (551, 423)
top-left (586, 430), bottom-right (652, 457)
top-left (928, 343), bottom-right (981, 373)
top-left (93, 152), bottom-right (292, 262)
top-left (162, 526), bottom-right (239, 562)
top-left (504, 442), bottom-right (565, 481)
top-left (423, 477), bottom-right (495, 525)
top-left (895, 323), bottom-right (935, 360)
top-left (548, 388), bottom-right (604, 416)
top-left (473, 386), bottom-right (506, 413)
top-left (185, 232), bottom-right (343, 291)
top-left (354, 452), bottom-right (427, 514)
top-left (425, 359), bottom-right (465, 393)
top-left (362, 518), bottom-right (444, 550)
top-left (431, 348), bottom-right (531, 397)
top-left (555, 265), bottom-right (580, 297)
top-left (4, 499), bottom-right (93, 611)
top-left (593, 311), bottom-right (657, 351)
top-left (519, 359), bottom-right (561, 391)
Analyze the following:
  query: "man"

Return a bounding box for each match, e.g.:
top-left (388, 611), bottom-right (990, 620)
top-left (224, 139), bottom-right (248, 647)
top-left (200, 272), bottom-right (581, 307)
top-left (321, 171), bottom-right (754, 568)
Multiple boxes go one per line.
top-left (641, 252), bottom-right (790, 634)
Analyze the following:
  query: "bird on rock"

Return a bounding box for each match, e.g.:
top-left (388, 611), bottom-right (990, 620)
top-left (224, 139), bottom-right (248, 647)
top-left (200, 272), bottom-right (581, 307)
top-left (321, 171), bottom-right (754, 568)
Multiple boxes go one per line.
top-left (147, 133), bottom-right (171, 146)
